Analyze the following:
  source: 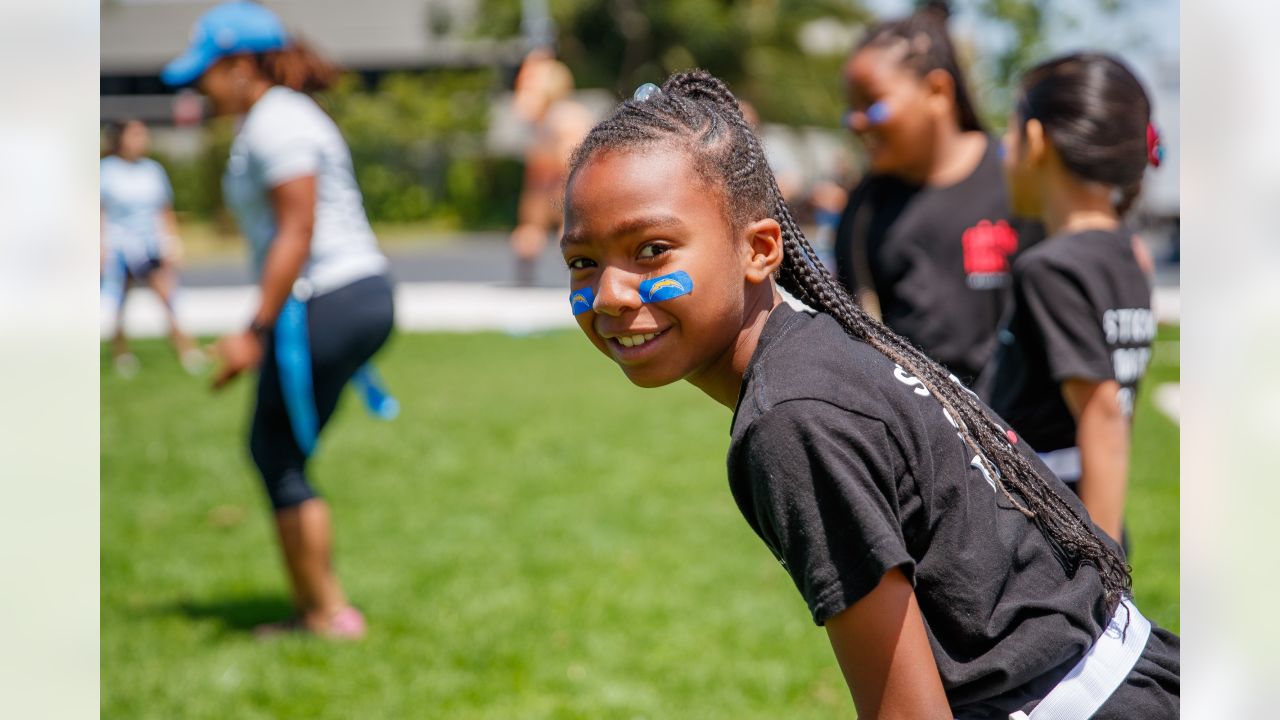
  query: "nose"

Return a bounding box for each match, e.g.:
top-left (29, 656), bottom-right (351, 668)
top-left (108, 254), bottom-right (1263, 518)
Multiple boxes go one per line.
top-left (591, 265), bottom-right (642, 317)
top-left (844, 109), bottom-right (868, 133)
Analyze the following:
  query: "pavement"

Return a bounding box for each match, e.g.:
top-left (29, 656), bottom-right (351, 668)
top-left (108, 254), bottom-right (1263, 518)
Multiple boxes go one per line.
top-left (103, 235), bottom-right (1181, 339)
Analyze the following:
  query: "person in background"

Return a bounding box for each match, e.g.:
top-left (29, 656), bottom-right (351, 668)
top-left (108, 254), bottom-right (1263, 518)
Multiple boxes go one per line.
top-left (162, 0), bottom-right (395, 638)
top-left (979, 52), bottom-right (1162, 546)
top-left (834, 0), bottom-right (1041, 384)
top-left (509, 49), bottom-right (594, 286)
top-left (100, 119), bottom-right (202, 377)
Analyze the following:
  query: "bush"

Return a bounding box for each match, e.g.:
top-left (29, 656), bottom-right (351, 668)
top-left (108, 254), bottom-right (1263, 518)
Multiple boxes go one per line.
top-left (162, 69), bottom-right (523, 230)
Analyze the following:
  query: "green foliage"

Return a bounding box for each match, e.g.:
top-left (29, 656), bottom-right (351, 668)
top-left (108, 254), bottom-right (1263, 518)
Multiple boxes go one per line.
top-left (102, 329), bottom-right (1179, 717)
top-left (480, 0), bottom-right (872, 127)
top-left (972, 0), bottom-right (1129, 129)
top-left (161, 70), bottom-right (522, 229)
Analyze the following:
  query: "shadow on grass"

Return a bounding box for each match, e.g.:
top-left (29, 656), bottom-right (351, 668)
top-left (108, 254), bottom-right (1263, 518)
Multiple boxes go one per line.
top-left (166, 595), bottom-right (295, 634)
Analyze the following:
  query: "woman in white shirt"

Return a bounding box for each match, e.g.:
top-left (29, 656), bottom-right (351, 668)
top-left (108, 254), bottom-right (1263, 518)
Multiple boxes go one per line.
top-left (100, 119), bottom-right (200, 376)
top-left (163, 1), bottom-right (394, 638)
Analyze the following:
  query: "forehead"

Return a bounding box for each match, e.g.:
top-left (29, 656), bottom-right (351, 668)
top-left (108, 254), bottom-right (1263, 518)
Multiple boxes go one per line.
top-left (563, 146), bottom-right (725, 239)
top-left (845, 44), bottom-right (914, 89)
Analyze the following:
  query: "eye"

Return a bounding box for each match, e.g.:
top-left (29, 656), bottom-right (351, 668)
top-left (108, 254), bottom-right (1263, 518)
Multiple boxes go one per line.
top-left (637, 242), bottom-right (671, 260)
top-left (566, 257), bottom-right (596, 270)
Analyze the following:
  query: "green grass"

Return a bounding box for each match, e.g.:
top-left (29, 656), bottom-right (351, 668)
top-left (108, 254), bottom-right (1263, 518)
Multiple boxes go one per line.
top-left (102, 327), bottom-right (1179, 718)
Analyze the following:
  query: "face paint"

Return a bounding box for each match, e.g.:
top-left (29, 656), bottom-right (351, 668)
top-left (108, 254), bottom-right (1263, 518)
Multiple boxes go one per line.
top-left (570, 286), bottom-right (596, 316)
top-left (843, 100), bottom-right (891, 130)
top-left (639, 270), bottom-right (694, 303)
top-left (864, 100), bottom-right (891, 126)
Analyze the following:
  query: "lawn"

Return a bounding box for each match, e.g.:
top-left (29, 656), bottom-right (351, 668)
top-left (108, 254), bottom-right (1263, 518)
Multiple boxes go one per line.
top-left (101, 326), bottom-right (1179, 718)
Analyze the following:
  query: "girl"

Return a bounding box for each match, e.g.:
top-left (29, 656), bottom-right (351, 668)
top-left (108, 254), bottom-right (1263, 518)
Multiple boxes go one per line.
top-left (561, 70), bottom-right (1177, 718)
top-left (834, 1), bottom-right (1041, 384)
top-left (978, 53), bottom-right (1161, 546)
top-left (100, 119), bottom-right (202, 376)
top-left (162, 1), bottom-right (395, 638)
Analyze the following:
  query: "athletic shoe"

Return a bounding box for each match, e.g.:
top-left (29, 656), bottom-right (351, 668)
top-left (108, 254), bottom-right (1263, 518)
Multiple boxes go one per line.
top-left (114, 353), bottom-right (140, 378)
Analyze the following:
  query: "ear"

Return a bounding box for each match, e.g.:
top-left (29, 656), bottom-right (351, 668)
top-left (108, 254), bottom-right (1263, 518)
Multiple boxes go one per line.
top-left (1023, 118), bottom-right (1048, 167)
top-left (922, 68), bottom-right (956, 116)
top-left (742, 218), bottom-right (783, 284)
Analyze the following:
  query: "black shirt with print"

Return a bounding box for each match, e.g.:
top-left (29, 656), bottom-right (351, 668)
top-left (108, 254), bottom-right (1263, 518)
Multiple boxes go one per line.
top-left (977, 227), bottom-right (1154, 453)
top-left (834, 136), bottom-right (1043, 384)
top-left (728, 303), bottom-right (1117, 717)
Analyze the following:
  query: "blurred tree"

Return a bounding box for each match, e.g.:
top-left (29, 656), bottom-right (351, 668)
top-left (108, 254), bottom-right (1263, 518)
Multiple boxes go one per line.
top-left (479, 0), bottom-right (874, 127)
top-left (971, 0), bottom-right (1128, 127)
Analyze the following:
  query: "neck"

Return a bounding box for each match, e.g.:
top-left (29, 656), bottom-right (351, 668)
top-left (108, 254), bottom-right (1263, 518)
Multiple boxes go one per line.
top-left (923, 125), bottom-right (985, 186)
top-left (688, 287), bottom-right (782, 410)
top-left (1040, 173), bottom-right (1120, 236)
top-left (241, 79), bottom-right (273, 114)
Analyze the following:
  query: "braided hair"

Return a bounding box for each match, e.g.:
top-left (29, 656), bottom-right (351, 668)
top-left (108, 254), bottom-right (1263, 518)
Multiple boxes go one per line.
top-left (855, 0), bottom-right (984, 133)
top-left (567, 69), bottom-right (1131, 609)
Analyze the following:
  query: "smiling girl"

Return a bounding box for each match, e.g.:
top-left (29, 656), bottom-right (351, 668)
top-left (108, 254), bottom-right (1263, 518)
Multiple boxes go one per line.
top-left (834, 1), bottom-right (1041, 384)
top-left (561, 70), bottom-right (1177, 718)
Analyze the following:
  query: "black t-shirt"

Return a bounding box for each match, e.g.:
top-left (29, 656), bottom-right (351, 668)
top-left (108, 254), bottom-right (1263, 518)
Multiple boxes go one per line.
top-left (834, 136), bottom-right (1043, 384)
top-left (978, 228), bottom-right (1154, 452)
top-left (727, 304), bottom-right (1113, 716)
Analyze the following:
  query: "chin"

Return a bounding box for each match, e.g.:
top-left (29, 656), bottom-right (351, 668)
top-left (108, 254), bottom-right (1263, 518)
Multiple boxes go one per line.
top-left (618, 364), bottom-right (682, 389)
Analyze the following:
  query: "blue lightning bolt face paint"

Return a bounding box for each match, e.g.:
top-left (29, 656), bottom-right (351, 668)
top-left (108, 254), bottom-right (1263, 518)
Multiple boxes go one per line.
top-left (639, 270), bottom-right (694, 303)
top-left (570, 286), bottom-right (596, 316)
top-left (864, 100), bottom-right (891, 126)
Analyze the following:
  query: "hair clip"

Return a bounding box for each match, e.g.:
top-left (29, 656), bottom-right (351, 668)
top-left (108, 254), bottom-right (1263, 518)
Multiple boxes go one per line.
top-left (1146, 122), bottom-right (1163, 168)
top-left (632, 82), bottom-right (661, 102)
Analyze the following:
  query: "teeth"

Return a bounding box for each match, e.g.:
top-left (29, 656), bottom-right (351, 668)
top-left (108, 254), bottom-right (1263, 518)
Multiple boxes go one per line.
top-left (615, 331), bottom-right (660, 348)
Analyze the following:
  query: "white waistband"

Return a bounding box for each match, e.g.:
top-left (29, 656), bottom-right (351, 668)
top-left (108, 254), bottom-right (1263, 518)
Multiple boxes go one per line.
top-left (1037, 446), bottom-right (1082, 484)
top-left (1009, 598), bottom-right (1152, 720)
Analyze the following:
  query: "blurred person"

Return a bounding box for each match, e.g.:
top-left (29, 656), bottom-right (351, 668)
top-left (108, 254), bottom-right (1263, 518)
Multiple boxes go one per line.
top-left (100, 119), bottom-right (202, 376)
top-left (978, 53), bottom-right (1163, 546)
top-left (562, 69), bottom-right (1177, 718)
top-left (162, 0), bottom-right (395, 638)
top-left (509, 49), bottom-right (594, 286)
top-left (834, 0), bottom-right (1042, 384)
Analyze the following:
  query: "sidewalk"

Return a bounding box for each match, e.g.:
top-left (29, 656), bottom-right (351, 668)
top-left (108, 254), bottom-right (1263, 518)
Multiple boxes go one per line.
top-left (101, 282), bottom-right (1181, 339)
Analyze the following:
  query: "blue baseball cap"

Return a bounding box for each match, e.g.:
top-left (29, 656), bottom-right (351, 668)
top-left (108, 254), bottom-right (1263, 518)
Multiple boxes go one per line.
top-left (161, 1), bottom-right (290, 87)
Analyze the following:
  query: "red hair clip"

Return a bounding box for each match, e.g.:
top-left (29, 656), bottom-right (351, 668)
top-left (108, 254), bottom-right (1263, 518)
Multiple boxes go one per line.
top-left (1146, 122), bottom-right (1163, 168)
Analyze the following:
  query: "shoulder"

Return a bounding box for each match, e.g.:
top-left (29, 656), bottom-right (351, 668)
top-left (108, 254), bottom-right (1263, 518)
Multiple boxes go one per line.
top-left (140, 158), bottom-right (168, 176)
top-left (737, 309), bottom-right (911, 432)
top-left (244, 88), bottom-right (333, 142)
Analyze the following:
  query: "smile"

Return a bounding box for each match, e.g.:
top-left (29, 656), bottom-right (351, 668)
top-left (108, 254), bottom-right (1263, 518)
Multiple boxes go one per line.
top-left (614, 330), bottom-right (663, 348)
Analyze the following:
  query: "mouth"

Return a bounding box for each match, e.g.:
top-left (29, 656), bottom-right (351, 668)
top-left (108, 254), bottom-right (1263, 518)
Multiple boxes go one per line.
top-left (603, 327), bottom-right (670, 361)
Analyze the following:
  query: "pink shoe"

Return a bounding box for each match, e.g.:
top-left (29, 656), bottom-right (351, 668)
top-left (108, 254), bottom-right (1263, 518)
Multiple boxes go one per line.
top-left (253, 607), bottom-right (366, 640)
top-left (324, 607), bottom-right (366, 639)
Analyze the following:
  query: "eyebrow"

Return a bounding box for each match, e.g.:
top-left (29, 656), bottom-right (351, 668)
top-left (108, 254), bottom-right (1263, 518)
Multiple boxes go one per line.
top-left (560, 213), bottom-right (686, 250)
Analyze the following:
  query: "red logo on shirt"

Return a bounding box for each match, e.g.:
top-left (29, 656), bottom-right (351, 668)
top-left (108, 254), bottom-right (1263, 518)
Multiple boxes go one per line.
top-left (961, 220), bottom-right (1019, 289)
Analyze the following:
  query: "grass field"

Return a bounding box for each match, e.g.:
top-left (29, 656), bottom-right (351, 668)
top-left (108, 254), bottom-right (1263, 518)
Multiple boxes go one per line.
top-left (102, 326), bottom-right (1179, 719)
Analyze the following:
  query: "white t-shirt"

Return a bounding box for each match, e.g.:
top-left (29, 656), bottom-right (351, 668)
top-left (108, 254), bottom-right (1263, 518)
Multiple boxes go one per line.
top-left (223, 86), bottom-right (387, 295)
top-left (100, 155), bottom-right (172, 268)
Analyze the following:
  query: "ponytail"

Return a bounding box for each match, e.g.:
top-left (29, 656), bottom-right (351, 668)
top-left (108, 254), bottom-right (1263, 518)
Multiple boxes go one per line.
top-left (255, 38), bottom-right (340, 93)
top-left (1017, 53), bottom-right (1155, 215)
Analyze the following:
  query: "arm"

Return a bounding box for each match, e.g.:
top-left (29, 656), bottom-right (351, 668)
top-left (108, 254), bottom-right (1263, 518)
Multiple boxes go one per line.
top-left (160, 206), bottom-right (184, 267)
top-left (211, 175), bottom-right (316, 389)
top-left (825, 567), bottom-right (951, 719)
top-left (1061, 379), bottom-right (1129, 542)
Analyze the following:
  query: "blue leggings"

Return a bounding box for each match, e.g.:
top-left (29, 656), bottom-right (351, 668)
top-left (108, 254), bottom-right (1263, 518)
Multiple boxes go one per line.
top-left (250, 274), bottom-right (394, 510)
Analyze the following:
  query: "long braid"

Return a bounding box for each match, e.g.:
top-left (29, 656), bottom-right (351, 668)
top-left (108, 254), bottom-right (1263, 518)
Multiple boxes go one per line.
top-left (568, 69), bottom-right (1131, 609)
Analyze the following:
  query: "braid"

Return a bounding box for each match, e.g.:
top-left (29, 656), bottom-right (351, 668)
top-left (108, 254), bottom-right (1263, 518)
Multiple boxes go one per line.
top-left (568, 70), bottom-right (1131, 609)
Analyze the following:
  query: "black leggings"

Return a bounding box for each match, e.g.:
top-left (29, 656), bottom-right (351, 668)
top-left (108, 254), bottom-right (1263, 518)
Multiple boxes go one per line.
top-left (250, 274), bottom-right (394, 510)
